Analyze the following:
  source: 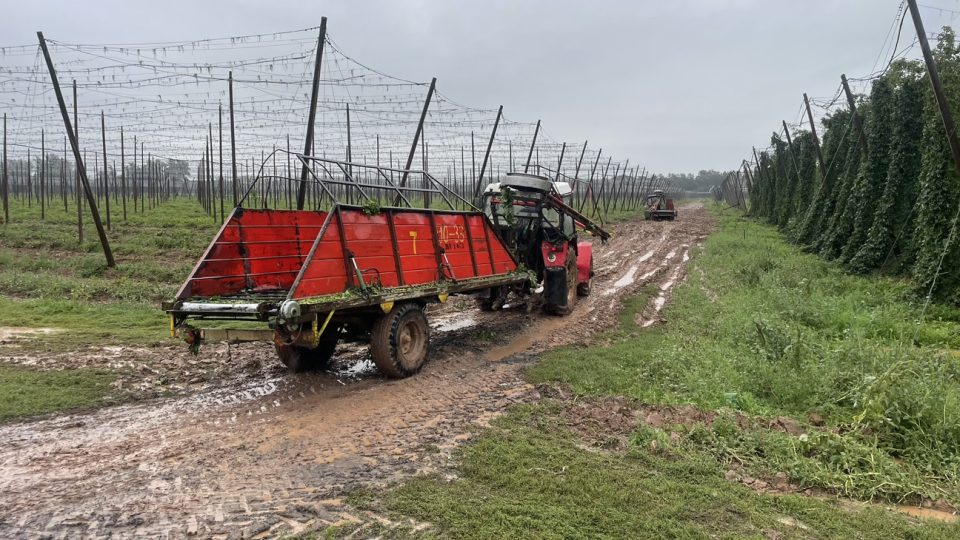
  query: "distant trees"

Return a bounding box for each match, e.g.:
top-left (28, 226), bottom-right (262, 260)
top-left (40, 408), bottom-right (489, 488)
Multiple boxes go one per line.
top-left (660, 170), bottom-right (734, 194)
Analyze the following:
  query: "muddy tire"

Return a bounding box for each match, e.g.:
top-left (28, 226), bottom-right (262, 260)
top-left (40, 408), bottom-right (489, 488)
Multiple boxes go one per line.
top-left (577, 259), bottom-right (593, 297)
top-left (545, 250), bottom-right (578, 316)
top-left (370, 303), bottom-right (430, 378)
top-left (275, 329), bottom-right (339, 373)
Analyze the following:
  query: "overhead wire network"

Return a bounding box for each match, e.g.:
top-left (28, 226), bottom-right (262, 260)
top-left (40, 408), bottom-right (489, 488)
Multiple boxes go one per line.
top-left (0, 22), bottom-right (645, 213)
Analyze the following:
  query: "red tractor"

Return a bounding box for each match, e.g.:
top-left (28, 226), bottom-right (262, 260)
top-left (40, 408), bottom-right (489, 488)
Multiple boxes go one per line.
top-left (479, 173), bottom-right (609, 315)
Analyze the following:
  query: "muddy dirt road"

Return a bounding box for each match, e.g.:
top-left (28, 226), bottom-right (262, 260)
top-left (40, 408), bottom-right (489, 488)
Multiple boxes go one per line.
top-left (0, 205), bottom-right (713, 538)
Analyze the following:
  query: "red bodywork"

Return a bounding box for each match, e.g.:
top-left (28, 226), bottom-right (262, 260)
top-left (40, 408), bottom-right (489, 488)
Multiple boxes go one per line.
top-left (576, 241), bottom-right (593, 285)
top-left (176, 207), bottom-right (518, 301)
top-left (540, 240), bottom-right (593, 286)
top-left (540, 241), bottom-right (569, 270)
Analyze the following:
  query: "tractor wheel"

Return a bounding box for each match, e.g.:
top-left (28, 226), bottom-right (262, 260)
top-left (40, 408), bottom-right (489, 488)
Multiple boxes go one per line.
top-left (370, 302), bottom-right (430, 378)
top-left (577, 258), bottom-right (593, 297)
top-left (545, 250), bottom-right (578, 316)
top-left (275, 327), bottom-right (339, 373)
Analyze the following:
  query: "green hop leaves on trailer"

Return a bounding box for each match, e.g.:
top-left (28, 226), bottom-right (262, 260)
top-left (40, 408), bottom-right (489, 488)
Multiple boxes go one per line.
top-left (500, 186), bottom-right (517, 227)
top-left (361, 199), bottom-right (382, 216)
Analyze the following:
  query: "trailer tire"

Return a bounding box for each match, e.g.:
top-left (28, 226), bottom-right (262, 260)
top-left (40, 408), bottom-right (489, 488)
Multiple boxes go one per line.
top-left (275, 327), bottom-right (339, 373)
top-left (370, 302), bottom-right (430, 378)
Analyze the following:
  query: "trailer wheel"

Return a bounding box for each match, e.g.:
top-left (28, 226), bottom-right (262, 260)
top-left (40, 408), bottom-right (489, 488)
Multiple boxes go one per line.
top-left (370, 302), bottom-right (430, 378)
top-left (275, 327), bottom-right (339, 373)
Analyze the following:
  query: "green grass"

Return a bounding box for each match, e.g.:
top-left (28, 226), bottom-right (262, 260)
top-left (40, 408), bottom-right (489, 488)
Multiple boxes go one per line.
top-left (0, 365), bottom-right (115, 421)
top-left (0, 197), bottom-right (219, 348)
top-left (527, 207), bottom-right (960, 505)
top-left (339, 204), bottom-right (960, 538)
top-left (359, 406), bottom-right (958, 539)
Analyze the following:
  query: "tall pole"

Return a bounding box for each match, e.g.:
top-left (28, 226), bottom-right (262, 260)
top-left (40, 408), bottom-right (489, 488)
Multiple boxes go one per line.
top-left (474, 105), bottom-right (502, 199)
top-left (121, 126), bottom-right (127, 221)
top-left (101, 111), bottom-right (111, 229)
top-left (470, 131), bottom-right (476, 189)
top-left (346, 103), bottom-right (352, 192)
top-left (37, 32), bottom-right (114, 267)
top-left (1, 113), bottom-right (6, 225)
top-left (907, 0), bottom-right (960, 176)
top-left (580, 149), bottom-right (602, 213)
top-left (297, 18), bottom-right (327, 210)
top-left (396, 77), bottom-right (437, 203)
top-left (74, 81), bottom-right (82, 243)
top-left (40, 129), bottom-right (45, 219)
top-left (840, 74), bottom-right (869, 155)
top-left (782, 120), bottom-right (803, 188)
top-left (219, 103), bottom-right (224, 221)
top-left (554, 142), bottom-right (566, 182)
top-left (229, 71), bottom-right (238, 207)
top-left (803, 93), bottom-right (827, 178)
top-left (523, 119), bottom-right (541, 173)
top-left (573, 141), bottom-right (588, 208)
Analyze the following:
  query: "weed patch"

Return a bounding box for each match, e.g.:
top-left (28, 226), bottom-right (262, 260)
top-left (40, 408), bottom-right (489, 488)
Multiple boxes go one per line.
top-left (0, 365), bottom-right (115, 421)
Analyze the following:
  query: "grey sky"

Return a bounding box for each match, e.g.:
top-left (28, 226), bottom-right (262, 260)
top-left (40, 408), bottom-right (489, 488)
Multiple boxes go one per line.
top-left (1, 0), bottom-right (955, 173)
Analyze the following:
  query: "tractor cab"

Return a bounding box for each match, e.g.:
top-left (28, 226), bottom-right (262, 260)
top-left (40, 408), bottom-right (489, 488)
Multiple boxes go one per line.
top-left (482, 173), bottom-right (577, 276)
top-left (480, 173), bottom-right (597, 315)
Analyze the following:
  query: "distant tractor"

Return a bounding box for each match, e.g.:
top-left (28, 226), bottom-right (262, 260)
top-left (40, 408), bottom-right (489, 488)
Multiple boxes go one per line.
top-left (480, 173), bottom-right (609, 315)
top-left (644, 190), bottom-right (677, 221)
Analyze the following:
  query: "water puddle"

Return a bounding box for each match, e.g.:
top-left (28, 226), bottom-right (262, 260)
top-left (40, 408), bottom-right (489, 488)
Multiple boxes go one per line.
top-left (638, 250), bottom-right (654, 263)
top-left (432, 316), bottom-right (477, 333)
top-left (892, 505), bottom-right (957, 523)
top-left (604, 265), bottom-right (638, 295)
top-left (334, 359), bottom-right (377, 379)
top-left (640, 269), bottom-right (659, 281)
top-left (0, 327), bottom-right (60, 341)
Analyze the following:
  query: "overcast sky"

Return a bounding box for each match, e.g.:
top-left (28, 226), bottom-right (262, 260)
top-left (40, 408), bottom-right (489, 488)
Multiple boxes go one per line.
top-left (2, 0), bottom-right (956, 173)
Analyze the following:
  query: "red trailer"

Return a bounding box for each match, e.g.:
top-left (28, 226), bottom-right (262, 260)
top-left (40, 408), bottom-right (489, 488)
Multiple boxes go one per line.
top-left (164, 154), bottom-right (530, 377)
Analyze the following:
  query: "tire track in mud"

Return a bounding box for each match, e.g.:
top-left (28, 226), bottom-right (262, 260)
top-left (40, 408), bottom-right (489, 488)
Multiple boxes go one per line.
top-left (0, 205), bottom-right (714, 539)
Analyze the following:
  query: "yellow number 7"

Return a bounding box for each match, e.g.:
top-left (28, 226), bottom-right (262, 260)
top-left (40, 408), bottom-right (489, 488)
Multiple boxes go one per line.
top-left (409, 230), bottom-right (418, 254)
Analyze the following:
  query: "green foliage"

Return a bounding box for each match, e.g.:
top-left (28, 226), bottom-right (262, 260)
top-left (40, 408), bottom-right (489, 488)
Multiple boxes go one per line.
top-left (365, 405), bottom-right (959, 539)
top-left (840, 76), bottom-right (897, 264)
top-left (851, 73), bottom-right (925, 273)
top-left (794, 110), bottom-right (852, 246)
top-left (0, 197), bottom-right (218, 348)
top-left (0, 365), bottom-right (115, 421)
top-left (746, 26), bottom-right (960, 302)
top-left (818, 130), bottom-right (864, 259)
top-left (529, 210), bottom-right (960, 504)
top-left (913, 28), bottom-right (960, 302)
top-left (360, 198), bottom-right (382, 216)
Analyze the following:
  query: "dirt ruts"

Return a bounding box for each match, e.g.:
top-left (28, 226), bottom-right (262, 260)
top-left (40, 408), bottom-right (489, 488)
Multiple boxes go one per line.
top-left (0, 204), bottom-right (714, 539)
